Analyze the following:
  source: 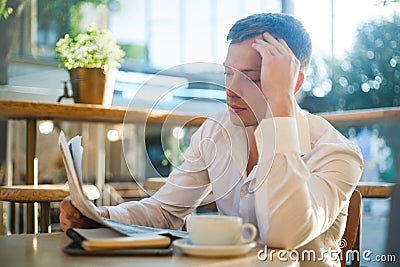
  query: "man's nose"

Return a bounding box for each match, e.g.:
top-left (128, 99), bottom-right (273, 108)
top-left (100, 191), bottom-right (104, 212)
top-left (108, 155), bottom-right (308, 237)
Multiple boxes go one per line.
top-left (225, 74), bottom-right (244, 98)
top-left (226, 87), bottom-right (240, 98)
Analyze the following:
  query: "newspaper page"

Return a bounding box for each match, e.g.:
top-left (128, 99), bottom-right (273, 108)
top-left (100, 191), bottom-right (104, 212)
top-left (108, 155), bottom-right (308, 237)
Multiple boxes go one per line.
top-left (58, 131), bottom-right (107, 224)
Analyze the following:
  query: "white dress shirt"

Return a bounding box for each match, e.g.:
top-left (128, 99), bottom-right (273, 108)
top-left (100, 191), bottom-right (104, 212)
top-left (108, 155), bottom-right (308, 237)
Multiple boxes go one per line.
top-left (106, 105), bottom-right (363, 267)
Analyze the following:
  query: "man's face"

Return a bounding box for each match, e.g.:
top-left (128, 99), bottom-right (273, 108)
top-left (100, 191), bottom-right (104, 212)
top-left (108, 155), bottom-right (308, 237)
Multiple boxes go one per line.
top-left (224, 38), bottom-right (268, 127)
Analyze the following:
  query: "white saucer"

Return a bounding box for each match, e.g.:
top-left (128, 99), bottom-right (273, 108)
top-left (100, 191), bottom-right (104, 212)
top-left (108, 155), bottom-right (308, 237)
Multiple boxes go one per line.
top-left (173, 238), bottom-right (257, 257)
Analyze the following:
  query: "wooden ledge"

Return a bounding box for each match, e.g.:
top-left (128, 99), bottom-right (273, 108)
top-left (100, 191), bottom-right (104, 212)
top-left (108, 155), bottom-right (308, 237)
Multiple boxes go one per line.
top-left (0, 184), bottom-right (99, 202)
top-left (0, 100), bottom-right (206, 126)
top-left (1, 100), bottom-right (400, 127)
top-left (356, 181), bottom-right (395, 198)
top-left (120, 178), bottom-right (397, 200)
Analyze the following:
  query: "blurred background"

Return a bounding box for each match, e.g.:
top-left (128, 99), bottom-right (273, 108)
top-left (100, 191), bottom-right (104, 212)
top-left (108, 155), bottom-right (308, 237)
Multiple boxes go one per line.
top-left (1, 1), bottom-right (400, 265)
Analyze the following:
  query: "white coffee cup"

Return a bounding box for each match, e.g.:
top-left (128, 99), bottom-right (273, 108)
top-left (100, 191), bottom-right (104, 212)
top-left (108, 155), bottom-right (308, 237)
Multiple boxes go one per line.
top-left (187, 215), bottom-right (257, 246)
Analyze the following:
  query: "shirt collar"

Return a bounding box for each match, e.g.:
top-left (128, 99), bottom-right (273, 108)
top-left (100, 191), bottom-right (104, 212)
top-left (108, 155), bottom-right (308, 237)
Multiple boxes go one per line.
top-left (221, 106), bottom-right (312, 177)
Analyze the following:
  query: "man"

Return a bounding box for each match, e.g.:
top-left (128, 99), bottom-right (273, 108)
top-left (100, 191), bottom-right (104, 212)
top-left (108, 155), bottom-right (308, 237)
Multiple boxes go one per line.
top-left (60, 13), bottom-right (363, 266)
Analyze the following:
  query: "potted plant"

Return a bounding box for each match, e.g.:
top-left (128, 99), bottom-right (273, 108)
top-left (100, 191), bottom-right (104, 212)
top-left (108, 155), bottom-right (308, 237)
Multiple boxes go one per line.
top-left (55, 24), bottom-right (125, 107)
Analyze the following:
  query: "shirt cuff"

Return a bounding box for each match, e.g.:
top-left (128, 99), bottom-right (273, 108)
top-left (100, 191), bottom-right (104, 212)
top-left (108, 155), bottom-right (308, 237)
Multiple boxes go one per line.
top-left (255, 117), bottom-right (301, 155)
top-left (104, 205), bottom-right (132, 224)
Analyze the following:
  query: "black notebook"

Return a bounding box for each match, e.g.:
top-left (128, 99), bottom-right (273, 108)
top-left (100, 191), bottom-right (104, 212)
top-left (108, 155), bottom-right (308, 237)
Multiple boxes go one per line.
top-left (63, 227), bottom-right (174, 256)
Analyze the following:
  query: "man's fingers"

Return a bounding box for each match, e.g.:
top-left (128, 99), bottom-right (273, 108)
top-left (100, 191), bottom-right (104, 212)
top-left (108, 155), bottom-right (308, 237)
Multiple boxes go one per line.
top-left (59, 196), bottom-right (104, 232)
top-left (60, 197), bottom-right (81, 218)
top-left (252, 41), bottom-right (273, 58)
top-left (59, 210), bottom-right (73, 232)
top-left (253, 38), bottom-right (280, 56)
top-left (59, 209), bottom-right (97, 232)
top-left (262, 32), bottom-right (291, 55)
top-left (60, 196), bottom-right (83, 231)
top-left (277, 38), bottom-right (294, 55)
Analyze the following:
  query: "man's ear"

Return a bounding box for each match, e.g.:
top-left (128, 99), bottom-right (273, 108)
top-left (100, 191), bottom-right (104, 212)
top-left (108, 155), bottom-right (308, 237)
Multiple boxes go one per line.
top-left (294, 71), bottom-right (305, 95)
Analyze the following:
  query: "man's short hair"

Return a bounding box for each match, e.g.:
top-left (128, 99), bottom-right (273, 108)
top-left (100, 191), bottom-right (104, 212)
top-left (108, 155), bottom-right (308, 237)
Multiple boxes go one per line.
top-left (227, 13), bottom-right (312, 70)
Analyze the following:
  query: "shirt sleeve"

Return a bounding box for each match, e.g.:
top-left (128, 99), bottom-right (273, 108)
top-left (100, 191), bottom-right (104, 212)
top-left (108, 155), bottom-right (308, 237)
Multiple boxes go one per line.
top-left (253, 117), bottom-right (363, 249)
top-left (105, 121), bottom-right (212, 230)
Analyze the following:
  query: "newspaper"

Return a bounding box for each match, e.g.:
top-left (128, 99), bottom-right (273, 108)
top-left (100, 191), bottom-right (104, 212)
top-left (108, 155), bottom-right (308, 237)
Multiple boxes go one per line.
top-left (58, 131), bottom-right (188, 238)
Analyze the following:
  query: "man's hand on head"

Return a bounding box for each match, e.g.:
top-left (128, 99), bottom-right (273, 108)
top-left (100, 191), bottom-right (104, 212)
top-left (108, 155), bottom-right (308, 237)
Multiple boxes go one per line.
top-left (251, 32), bottom-right (301, 117)
top-left (59, 196), bottom-right (110, 232)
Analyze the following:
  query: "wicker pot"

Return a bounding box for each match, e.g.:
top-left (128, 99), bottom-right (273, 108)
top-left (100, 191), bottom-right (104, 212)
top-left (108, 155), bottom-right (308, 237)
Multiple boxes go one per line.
top-left (68, 68), bottom-right (117, 107)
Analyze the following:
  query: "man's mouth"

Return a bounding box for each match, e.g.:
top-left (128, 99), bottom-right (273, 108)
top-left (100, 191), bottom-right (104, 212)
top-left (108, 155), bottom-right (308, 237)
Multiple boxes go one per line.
top-left (227, 104), bottom-right (246, 114)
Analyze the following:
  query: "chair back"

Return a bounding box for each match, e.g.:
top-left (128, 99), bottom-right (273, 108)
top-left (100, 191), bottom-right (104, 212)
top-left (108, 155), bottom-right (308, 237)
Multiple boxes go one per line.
top-left (384, 183), bottom-right (399, 267)
top-left (341, 189), bottom-right (362, 267)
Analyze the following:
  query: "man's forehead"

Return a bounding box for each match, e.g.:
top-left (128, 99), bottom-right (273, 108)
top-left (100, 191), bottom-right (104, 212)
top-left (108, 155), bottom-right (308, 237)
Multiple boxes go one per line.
top-left (223, 39), bottom-right (262, 72)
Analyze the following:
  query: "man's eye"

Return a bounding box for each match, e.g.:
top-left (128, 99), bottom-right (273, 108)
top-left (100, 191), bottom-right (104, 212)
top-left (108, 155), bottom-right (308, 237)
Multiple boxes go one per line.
top-left (246, 76), bottom-right (260, 83)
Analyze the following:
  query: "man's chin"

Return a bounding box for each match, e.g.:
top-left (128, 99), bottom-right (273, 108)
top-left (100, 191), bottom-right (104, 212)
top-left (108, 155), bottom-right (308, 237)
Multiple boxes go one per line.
top-left (228, 112), bottom-right (252, 127)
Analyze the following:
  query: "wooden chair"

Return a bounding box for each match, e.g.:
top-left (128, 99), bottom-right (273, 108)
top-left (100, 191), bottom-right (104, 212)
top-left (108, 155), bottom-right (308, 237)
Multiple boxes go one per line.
top-left (341, 189), bottom-right (362, 267)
